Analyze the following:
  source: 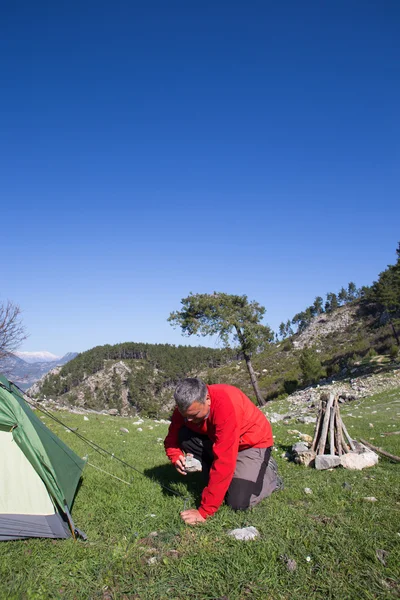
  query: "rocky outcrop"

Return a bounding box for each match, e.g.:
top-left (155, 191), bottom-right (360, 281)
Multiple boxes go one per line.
top-left (293, 305), bottom-right (359, 350)
top-left (286, 368), bottom-right (400, 407)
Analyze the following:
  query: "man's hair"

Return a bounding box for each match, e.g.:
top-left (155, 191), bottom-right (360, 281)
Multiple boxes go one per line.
top-left (174, 378), bottom-right (207, 411)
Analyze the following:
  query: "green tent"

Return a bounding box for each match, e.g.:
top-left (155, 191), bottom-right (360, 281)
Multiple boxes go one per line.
top-left (0, 374), bottom-right (86, 540)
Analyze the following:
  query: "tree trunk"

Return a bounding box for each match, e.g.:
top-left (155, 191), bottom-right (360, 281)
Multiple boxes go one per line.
top-left (389, 315), bottom-right (400, 346)
top-left (234, 325), bottom-right (265, 406)
top-left (243, 353), bottom-right (265, 406)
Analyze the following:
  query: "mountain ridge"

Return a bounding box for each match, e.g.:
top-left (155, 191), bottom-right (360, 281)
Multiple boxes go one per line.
top-left (28, 301), bottom-right (399, 416)
top-left (1, 352), bottom-right (78, 390)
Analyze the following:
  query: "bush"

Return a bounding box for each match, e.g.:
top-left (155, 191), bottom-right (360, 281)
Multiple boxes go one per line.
top-left (326, 362), bottom-right (340, 377)
top-left (284, 379), bottom-right (298, 394)
top-left (299, 347), bottom-right (324, 385)
top-left (367, 348), bottom-right (378, 358)
top-left (390, 345), bottom-right (399, 360)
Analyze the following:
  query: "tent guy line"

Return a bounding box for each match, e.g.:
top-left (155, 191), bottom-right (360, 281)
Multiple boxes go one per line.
top-left (18, 383), bottom-right (190, 506)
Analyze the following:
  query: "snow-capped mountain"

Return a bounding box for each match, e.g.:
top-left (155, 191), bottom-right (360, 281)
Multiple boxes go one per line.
top-left (0, 351), bottom-right (78, 390)
top-left (14, 351), bottom-right (61, 364)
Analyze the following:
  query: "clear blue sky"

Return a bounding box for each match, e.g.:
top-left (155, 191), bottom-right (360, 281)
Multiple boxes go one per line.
top-left (1, 1), bottom-right (399, 356)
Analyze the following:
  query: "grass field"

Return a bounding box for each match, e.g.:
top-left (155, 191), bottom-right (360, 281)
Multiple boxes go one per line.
top-left (1, 389), bottom-right (399, 600)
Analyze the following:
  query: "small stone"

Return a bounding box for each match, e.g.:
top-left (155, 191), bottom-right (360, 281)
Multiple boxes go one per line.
top-left (304, 487), bottom-right (313, 495)
top-left (292, 442), bottom-right (309, 453)
top-left (342, 482), bottom-right (352, 490)
top-left (227, 526), bottom-right (260, 541)
top-left (299, 434), bottom-right (313, 443)
top-left (147, 557), bottom-right (157, 565)
top-left (148, 531), bottom-right (158, 538)
top-left (369, 423), bottom-right (374, 428)
top-left (83, 416), bottom-right (89, 421)
top-left (306, 556), bottom-right (311, 562)
top-left (286, 558), bottom-right (297, 572)
top-left (137, 428), bottom-right (143, 432)
top-left (185, 455), bottom-right (202, 472)
top-left (295, 451), bottom-right (316, 467)
top-left (268, 413), bottom-right (286, 423)
top-left (297, 416), bottom-right (317, 424)
top-left (315, 455), bottom-right (341, 470)
top-left (363, 496), bottom-right (378, 502)
top-left (376, 549), bottom-right (388, 566)
top-left (120, 427), bottom-right (129, 433)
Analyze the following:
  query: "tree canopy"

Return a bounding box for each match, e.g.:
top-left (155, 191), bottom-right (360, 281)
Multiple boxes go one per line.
top-left (368, 243), bottom-right (400, 345)
top-left (168, 292), bottom-right (273, 405)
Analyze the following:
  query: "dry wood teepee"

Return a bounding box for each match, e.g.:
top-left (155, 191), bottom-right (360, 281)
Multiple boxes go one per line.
top-left (311, 393), bottom-right (355, 458)
top-left (293, 392), bottom-right (379, 470)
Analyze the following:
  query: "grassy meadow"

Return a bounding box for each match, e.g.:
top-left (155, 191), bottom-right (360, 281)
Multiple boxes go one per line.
top-left (1, 389), bottom-right (399, 600)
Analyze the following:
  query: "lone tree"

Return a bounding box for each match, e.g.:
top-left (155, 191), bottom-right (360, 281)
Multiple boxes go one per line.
top-left (0, 300), bottom-right (27, 364)
top-left (168, 292), bottom-right (273, 406)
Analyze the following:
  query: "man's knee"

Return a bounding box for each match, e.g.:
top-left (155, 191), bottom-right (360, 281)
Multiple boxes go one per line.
top-left (225, 478), bottom-right (254, 511)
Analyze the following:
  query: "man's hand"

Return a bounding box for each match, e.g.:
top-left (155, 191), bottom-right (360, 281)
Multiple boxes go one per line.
top-left (174, 454), bottom-right (187, 475)
top-left (180, 509), bottom-right (206, 525)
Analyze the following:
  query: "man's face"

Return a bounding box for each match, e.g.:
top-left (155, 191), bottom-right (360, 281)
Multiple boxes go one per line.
top-left (179, 395), bottom-right (211, 424)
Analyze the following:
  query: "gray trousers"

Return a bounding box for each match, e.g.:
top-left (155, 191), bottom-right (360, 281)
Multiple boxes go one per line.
top-left (178, 427), bottom-right (280, 511)
top-left (226, 447), bottom-right (280, 510)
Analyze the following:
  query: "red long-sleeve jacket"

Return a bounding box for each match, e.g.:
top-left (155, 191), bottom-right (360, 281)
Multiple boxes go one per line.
top-left (164, 384), bottom-right (273, 518)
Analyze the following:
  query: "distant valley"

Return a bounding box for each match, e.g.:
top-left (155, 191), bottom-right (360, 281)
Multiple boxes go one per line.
top-left (1, 352), bottom-right (78, 390)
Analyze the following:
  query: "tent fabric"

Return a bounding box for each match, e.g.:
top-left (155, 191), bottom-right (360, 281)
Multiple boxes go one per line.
top-left (0, 431), bottom-right (55, 515)
top-left (0, 514), bottom-right (70, 540)
top-left (0, 374), bottom-right (85, 510)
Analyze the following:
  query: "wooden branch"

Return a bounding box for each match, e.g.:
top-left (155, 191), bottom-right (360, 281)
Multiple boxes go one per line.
top-left (360, 439), bottom-right (400, 463)
top-left (341, 418), bottom-right (356, 451)
top-left (311, 401), bottom-right (324, 452)
top-left (317, 393), bottom-right (334, 455)
top-left (334, 400), bottom-right (344, 455)
top-left (329, 405), bottom-right (335, 455)
top-left (382, 431), bottom-right (400, 436)
top-left (334, 402), bottom-right (342, 456)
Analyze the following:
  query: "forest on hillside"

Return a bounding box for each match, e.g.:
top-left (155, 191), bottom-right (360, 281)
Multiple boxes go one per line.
top-left (32, 244), bottom-right (400, 414)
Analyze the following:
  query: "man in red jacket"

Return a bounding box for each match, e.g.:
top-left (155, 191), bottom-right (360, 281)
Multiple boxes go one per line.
top-left (164, 378), bottom-right (282, 524)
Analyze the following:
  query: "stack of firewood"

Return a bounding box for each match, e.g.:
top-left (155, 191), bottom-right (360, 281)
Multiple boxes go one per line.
top-left (311, 393), bottom-right (355, 456)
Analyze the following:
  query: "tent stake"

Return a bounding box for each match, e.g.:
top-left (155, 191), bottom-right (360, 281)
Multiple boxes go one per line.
top-left (64, 504), bottom-right (77, 541)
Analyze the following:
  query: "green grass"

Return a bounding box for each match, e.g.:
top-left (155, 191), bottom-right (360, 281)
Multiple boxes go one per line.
top-left (1, 389), bottom-right (400, 600)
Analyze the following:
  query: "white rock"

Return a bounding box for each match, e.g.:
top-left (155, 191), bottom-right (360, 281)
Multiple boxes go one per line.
top-left (137, 428), bottom-right (143, 432)
top-left (341, 451), bottom-right (378, 470)
top-left (363, 496), bottom-right (377, 502)
top-left (120, 427), bottom-right (129, 433)
top-left (185, 455), bottom-right (202, 472)
top-left (227, 526), bottom-right (259, 541)
top-left (84, 416), bottom-right (89, 421)
top-left (304, 488), bottom-right (313, 495)
top-left (147, 557), bottom-right (157, 565)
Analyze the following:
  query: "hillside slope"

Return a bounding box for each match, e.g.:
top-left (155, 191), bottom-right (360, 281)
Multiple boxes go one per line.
top-left (30, 301), bottom-right (399, 416)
